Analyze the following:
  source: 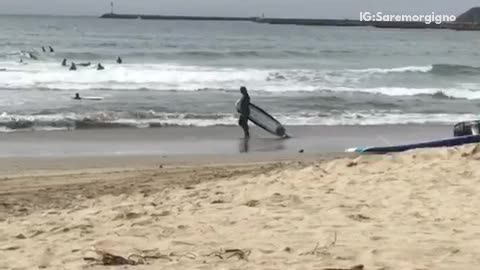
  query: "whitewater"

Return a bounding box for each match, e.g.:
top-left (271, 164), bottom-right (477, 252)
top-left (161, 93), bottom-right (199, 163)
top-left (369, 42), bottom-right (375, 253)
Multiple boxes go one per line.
top-left (1, 16), bottom-right (480, 132)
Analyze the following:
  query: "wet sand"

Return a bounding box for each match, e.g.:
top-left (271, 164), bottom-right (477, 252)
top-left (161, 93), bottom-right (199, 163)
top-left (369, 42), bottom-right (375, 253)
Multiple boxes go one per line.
top-left (0, 124), bottom-right (452, 157)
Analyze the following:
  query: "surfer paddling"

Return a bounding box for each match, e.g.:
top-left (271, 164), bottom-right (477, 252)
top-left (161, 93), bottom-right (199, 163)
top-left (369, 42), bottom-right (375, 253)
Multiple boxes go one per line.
top-left (238, 86), bottom-right (250, 138)
top-left (28, 53), bottom-right (37, 60)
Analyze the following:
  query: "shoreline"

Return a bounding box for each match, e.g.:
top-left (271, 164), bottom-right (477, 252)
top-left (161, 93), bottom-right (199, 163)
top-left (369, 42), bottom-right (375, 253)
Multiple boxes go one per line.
top-left (0, 152), bottom-right (349, 176)
top-left (0, 124), bottom-right (453, 157)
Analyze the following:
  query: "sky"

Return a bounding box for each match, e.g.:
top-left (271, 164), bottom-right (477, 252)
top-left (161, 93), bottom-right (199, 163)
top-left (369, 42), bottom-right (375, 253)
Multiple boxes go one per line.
top-left (0, 0), bottom-right (478, 18)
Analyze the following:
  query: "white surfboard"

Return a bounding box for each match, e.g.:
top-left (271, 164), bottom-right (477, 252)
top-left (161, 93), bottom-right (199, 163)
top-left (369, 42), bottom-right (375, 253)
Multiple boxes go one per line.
top-left (235, 99), bottom-right (288, 138)
top-left (83, 96), bottom-right (104, 101)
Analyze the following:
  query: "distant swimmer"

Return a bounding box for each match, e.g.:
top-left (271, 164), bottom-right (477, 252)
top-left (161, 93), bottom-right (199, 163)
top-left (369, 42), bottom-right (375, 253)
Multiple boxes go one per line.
top-left (28, 53), bottom-right (38, 60)
top-left (42, 46), bottom-right (46, 52)
top-left (73, 93), bottom-right (103, 101)
top-left (49, 46), bottom-right (54, 53)
top-left (61, 58), bottom-right (67, 66)
top-left (97, 63), bottom-right (105, 70)
top-left (238, 86), bottom-right (250, 138)
top-left (116, 57), bottom-right (122, 64)
top-left (69, 63), bottom-right (77, 71)
top-left (77, 62), bottom-right (91, 67)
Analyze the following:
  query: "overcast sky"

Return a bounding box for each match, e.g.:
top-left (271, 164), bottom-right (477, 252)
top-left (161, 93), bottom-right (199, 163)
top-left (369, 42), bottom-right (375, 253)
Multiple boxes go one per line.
top-left (0, 0), bottom-right (478, 18)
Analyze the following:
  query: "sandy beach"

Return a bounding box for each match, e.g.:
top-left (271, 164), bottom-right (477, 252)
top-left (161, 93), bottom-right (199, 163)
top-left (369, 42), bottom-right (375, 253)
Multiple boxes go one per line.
top-left (1, 142), bottom-right (480, 269)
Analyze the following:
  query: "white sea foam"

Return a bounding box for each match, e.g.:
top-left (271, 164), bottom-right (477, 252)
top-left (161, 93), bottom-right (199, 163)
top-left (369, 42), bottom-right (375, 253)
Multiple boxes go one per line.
top-left (2, 61), bottom-right (480, 105)
top-left (0, 111), bottom-right (477, 132)
top-left (346, 65), bottom-right (433, 74)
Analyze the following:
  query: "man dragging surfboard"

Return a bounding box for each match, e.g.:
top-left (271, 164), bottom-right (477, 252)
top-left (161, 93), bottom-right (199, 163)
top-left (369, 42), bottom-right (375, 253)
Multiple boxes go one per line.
top-left (238, 86), bottom-right (250, 138)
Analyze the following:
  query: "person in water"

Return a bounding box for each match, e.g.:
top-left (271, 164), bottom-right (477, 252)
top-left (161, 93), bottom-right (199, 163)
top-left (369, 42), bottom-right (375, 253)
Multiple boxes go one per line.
top-left (69, 63), bottom-right (77, 71)
top-left (61, 58), bottom-right (67, 66)
top-left (49, 46), bottom-right (54, 53)
top-left (28, 53), bottom-right (37, 60)
top-left (238, 86), bottom-right (250, 138)
top-left (97, 63), bottom-right (105, 70)
top-left (42, 46), bottom-right (46, 52)
top-left (73, 93), bottom-right (81, 100)
top-left (116, 57), bottom-right (122, 64)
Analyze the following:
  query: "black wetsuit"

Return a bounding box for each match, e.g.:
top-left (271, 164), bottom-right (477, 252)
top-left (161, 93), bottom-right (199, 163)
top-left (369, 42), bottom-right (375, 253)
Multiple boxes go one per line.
top-left (238, 94), bottom-right (250, 138)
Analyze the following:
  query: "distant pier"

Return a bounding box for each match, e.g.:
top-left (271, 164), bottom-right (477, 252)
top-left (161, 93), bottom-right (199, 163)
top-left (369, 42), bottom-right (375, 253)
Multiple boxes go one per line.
top-left (100, 13), bottom-right (253, 21)
top-left (100, 13), bottom-right (480, 31)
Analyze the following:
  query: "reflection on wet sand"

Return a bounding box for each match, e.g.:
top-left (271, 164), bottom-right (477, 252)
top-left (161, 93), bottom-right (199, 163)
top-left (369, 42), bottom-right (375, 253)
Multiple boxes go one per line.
top-left (239, 138), bottom-right (286, 153)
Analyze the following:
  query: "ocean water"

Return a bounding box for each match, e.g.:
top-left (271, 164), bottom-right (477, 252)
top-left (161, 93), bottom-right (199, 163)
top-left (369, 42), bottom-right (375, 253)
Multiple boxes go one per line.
top-left (1, 15), bottom-right (480, 132)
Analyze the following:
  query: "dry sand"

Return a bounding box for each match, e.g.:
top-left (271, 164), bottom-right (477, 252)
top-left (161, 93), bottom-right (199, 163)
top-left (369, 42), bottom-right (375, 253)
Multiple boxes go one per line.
top-left (1, 145), bottom-right (480, 269)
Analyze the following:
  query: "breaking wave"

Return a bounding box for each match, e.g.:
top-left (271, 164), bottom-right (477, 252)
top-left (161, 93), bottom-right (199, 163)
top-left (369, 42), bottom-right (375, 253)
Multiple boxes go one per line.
top-left (1, 62), bottom-right (480, 99)
top-left (0, 111), bottom-right (477, 132)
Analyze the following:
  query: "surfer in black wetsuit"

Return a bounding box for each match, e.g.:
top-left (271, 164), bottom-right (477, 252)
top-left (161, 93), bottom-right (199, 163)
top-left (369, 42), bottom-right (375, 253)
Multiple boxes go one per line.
top-left (116, 57), bottom-right (122, 64)
top-left (238, 86), bottom-right (250, 138)
top-left (73, 93), bottom-right (81, 100)
top-left (61, 58), bottom-right (67, 66)
top-left (42, 46), bottom-right (46, 52)
top-left (49, 46), bottom-right (54, 53)
top-left (97, 63), bottom-right (105, 70)
top-left (28, 53), bottom-right (37, 60)
top-left (69, 63), bottom-right (77, 71)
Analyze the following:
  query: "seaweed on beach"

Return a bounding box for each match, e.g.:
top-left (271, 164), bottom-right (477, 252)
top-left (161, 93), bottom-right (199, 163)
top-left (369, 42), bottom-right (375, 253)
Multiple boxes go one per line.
top-left (323, 265), bottom-right (364, 270)
top-left (84, 252), bottom-right (142, 266)
top-left (300, 232), bottom-right (337, 256)
top-left (206, 248), bottom-right (252, 260)
top-left (84, 249), bottom-right (173, 266)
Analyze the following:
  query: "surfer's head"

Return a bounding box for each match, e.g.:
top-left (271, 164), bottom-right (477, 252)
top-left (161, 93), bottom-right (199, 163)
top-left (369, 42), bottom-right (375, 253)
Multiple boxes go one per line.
top-left (240, 86), bottom-right (248, 96)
